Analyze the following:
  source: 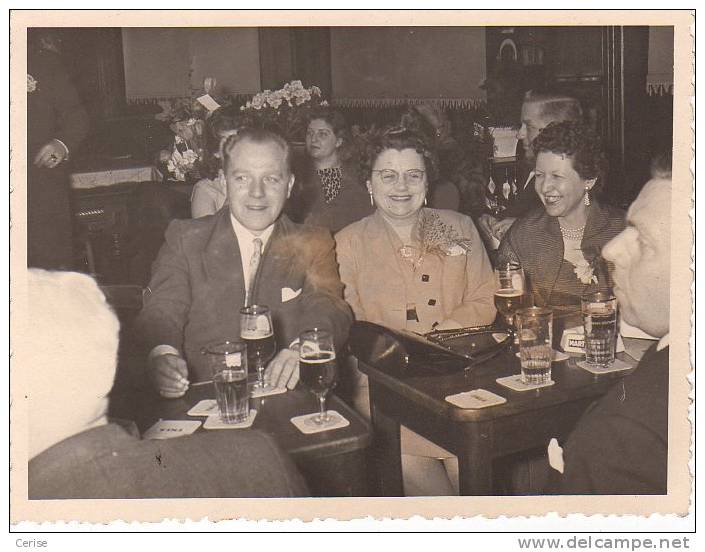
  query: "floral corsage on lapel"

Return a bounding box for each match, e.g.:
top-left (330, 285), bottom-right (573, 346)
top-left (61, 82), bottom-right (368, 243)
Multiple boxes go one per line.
top-left (573, 246), bottom-right (608, 286)
top-left (399, 209), bottom-right (472, 272)
top-left (27, 74), bottom-right (38, 94)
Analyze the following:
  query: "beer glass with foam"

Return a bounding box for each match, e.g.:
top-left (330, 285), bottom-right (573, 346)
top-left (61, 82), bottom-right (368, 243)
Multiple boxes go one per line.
top-left (299, 328), bottom-right (339, 428)
top-left (240, 305), bottom-right (276, 390)
top-left (581, 293), bottom-right (617, 367)
top-left (494, 263), bottom-right (528, 331)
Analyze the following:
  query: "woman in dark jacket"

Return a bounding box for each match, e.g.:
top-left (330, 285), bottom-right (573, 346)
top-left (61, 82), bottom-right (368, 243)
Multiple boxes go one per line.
top-left (288, 109), bottom-right (372, 232)
top-left (497, 121), bottom-right (625, 312)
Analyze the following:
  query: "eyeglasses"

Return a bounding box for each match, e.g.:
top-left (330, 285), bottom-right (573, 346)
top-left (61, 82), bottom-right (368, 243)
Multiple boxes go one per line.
top-left (372, 169), bottom-right (426, 186)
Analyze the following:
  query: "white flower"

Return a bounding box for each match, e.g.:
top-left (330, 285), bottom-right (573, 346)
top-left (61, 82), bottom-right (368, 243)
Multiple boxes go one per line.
top-left (311, 85), bottom-right (322, 96)
top-left (294, 89), bottom-right (312, 106)
top-left (182, 149), bottom-right (199, 165)
top-left (250, 94), bottom-right (265, 110)
top-left (27, 73), bottom-right (38, 94)
top-left (573, 259), bottom-right (598, 285)
top-left (320, 100), bottom-right (329, 107)
top-left (267, 90), bottom-right (284, 109)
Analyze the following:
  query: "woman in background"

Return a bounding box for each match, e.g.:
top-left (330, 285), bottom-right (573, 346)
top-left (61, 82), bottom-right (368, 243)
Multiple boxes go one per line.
top-left (288, 109), bottom-right (372, 232)
top-left (336, 126), bottom-right (496, 496)
top-left (190, 107), bottom-right (239, 218)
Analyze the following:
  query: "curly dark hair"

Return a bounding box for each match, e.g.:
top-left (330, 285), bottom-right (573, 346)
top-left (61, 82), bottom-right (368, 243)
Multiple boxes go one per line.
top-left (306, 108), bottom-right (347, 138)
top-left (358, 125), bottom-right (440, 185)
top-left (202, 106), bottom-right (241, 179)
top-left (532, 121), bottom-right (607, 182)
top-left (306, 108), bottom-right (356, 162)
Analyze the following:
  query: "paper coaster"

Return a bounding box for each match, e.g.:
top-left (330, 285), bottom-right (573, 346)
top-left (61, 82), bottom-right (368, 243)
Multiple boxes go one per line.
top-left (496, 374), bottom-right (556, 392)
top-left (445, 389), bottom-right (507, 409)
top-left (187, 399), bottom-right (219, 417)
top-left (290, 410), bottom-right (350, 434)
top-left (143, 419), bottom-right (202, 440)
top-left (515, 349), bottom-right (570, 362)
top-left (250, 384), bottom-right (287, 398)
top-left (576, 357), bottom-right (635, 374)
top-left (203, 409), bottom-right (257, 430)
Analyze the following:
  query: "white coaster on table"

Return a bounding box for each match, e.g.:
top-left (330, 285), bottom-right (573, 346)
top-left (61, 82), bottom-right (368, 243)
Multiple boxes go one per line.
top-left (445, 389), bottom-right (507, 409)
top-left (250, 384), bottom-right (287, 398)
top-left (143, 419), bottom-right (202, 440)
top-left (576, 357), bottom-right (635, 374)
top-left (187, 399), bottom-right (219, 417)
top-left (496, 374), bottom-right (555, 392)
top-left (290, 410), bottom-right (349, 434)
top-left (203, 409), bottom-right (257, 430)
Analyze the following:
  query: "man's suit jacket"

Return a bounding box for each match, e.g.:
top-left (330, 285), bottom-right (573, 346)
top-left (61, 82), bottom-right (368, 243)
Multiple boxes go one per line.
top-left (549, 345), bottom-right (669, 494)
top-left (135, 209), bottom-right (352, 382)
top-left (336, 208), bottom-right (496, 334)
top-left (29, 424), bottom-right (308, 498)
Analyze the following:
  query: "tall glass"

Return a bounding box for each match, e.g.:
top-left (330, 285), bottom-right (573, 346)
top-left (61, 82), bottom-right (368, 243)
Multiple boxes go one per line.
top-left (299, 328), bottom-right (339, 428)
top-left (494, 264), bottom-right (528, 330)
top-left (581, 292), bottom-right (617, 367)
top-left (516, 307), bottom-right (553, 385)
top-left (201, 340), bottom-right (249, 424)
top-left (240, 305), bottom-right (276, 389)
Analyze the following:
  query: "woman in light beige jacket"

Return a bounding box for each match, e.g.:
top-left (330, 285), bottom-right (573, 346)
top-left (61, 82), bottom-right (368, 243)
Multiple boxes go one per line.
top-left (336, 126), bottom-right (496, 496)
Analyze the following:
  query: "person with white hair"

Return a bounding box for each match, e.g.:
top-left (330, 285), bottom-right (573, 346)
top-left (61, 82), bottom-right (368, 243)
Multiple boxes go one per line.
top-left (27, 269), bottom-right (307, 499)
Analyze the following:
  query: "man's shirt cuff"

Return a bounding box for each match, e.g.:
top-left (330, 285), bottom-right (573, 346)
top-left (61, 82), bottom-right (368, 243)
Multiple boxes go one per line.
top-left (54, 138), bottom-right (70, 160)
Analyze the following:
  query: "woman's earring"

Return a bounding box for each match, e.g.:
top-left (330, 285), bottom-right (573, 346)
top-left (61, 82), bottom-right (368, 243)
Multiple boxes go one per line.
top-left (369, 192), bottom-right (375, 207)
top-left (584, 187), bottom-right (591, 206)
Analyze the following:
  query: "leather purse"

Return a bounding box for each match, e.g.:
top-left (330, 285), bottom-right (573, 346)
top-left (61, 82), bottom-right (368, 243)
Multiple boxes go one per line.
top-left (349, 321), bottom-right (511, 377)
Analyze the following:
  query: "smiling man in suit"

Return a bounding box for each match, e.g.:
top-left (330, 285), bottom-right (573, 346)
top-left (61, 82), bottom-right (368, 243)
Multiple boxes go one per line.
top-left (136, 128), bottom-right (352, 397)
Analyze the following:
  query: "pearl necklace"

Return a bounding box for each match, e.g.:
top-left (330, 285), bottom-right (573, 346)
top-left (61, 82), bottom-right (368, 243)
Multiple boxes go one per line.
top-left (559, 223), bottom-right (585, 241)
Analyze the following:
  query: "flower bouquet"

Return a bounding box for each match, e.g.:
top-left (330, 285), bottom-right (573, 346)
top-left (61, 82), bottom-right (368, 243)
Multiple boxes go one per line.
top-left (155, 97), bottom-right (208, 183)
top-left (239, 80), bottom-right (329, 142)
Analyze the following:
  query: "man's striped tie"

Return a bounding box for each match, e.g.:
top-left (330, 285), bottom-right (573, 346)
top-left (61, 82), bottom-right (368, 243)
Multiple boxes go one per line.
top-left (246, 237), bottom-right (263, 306)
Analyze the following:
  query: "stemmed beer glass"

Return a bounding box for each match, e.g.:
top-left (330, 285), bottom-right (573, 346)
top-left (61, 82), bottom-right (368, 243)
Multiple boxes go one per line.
top-left (494, 263), bottom-right (528, 334)
top-left (299, 328), bottom-right (339, 428)
top-left (240, 305), bottom-right (276, 390)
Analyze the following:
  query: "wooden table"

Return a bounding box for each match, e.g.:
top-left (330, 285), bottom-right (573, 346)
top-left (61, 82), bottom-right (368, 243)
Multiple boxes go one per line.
top-left (109, 383), bottom-right (372, 497)
top-left (357, 347), bottom-right (637, 496)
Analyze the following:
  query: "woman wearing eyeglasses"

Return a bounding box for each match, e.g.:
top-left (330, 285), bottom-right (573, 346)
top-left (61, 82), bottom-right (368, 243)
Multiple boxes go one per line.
top-left (335, 126), bottom-right (496, 496)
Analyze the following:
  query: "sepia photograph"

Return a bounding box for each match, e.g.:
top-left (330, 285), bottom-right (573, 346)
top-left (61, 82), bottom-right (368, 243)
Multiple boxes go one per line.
top-left (8, 9), bottom-right (694, 531)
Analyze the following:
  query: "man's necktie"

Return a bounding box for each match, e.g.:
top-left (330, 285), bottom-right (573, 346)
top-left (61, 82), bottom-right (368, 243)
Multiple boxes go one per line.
top-left (246, 237), bottom-right (263, 306)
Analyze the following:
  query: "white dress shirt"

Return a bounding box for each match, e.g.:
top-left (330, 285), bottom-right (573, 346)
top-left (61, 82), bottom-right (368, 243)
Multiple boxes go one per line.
top-left (229, 213), bottom-right (275, 290)
top-left (657, 333), bottom-right (670, 351)
top-left (149, 214), bottom-right (276, 361)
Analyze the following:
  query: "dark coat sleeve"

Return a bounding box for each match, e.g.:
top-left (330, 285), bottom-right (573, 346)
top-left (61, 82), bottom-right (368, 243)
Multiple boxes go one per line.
top-left (547, 348), bottom-right (669, 495)
top-left (554, 409), bottom-right (668, 494)
top-left (134, 220), bottom-right (192, 354)
top-left (51, 63), bottom-right (90, 154)
top-left (291, 228), bottom-right (353, 351)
